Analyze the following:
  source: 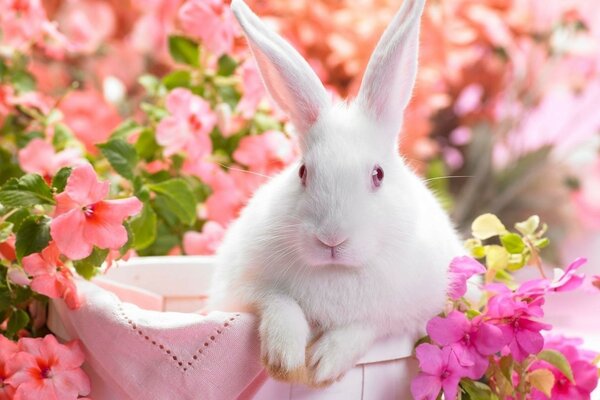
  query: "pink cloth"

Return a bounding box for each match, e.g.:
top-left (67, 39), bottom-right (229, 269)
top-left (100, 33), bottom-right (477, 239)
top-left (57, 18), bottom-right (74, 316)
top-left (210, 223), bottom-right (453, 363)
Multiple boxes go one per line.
top-left (48, 280), bottom-right (264, 400)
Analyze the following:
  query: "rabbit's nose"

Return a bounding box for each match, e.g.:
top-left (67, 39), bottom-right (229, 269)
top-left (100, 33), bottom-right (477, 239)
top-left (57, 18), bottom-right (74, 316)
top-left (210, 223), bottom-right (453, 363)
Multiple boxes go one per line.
top-left (316, 235), bottom-right (347, 249)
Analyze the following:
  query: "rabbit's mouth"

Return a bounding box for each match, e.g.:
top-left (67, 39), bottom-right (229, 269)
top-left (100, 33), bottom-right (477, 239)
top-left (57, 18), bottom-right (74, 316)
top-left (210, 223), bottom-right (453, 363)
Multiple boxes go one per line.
top-left (304, 236), bottom-right (360, 268)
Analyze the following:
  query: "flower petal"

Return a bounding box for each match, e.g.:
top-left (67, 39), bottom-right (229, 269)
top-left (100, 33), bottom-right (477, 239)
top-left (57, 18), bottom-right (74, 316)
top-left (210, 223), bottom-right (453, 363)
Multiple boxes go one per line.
top-left (473, 321), bottom-right (506, 355)
top-left (93, 198), bottom-right (142, 224)
top-left (410, 373), bottom-right (442, 400)
top-left (50, 209), bottom-right (92, 260)
top-left (64, 164), bottom-right (109, 205)
top-left (427, 311), bottom-right (469, 346)
top-left (83, 218), bottom-right (128, 250)
top-left (415, 343), bottom-right (444, 375)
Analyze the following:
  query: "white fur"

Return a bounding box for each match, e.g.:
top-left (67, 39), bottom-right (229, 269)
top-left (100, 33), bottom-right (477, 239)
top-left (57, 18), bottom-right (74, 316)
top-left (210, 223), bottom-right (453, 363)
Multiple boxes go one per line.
top-left (209, 0), bottom-right (464, 385)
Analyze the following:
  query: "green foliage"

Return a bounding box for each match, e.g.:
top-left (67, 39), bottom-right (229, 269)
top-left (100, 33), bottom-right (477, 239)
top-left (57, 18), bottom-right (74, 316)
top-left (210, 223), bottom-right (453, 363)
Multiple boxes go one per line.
top-left (168, 35), bottom-right (200, 67)
top-left (15, 215), bottom-right (51, 261)
top-left (73, 247), bottom-right (109, 280)
top-left (98, 139), bottom-right (139, 180)
top-left (52, 167), bottom-right (72, 193)
top-left (129, 202), bottom-right (157, 250)
top-left (0, 174), bottom-right (55, 208)
top-left (148, 179), bottom-right (197, 226)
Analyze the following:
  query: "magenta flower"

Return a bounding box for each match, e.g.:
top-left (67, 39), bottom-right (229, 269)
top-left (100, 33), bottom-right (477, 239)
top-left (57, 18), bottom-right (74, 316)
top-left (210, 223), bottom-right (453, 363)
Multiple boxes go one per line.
top-left (411, 343), bottom-right (464, 400)
top-left (156, 88), bottom-right (216, 159)
top-left (530, 336), bottom-right (598, 400)
top-left (50, 164), bottom-right (142, 260)
top-left (549, 257), bottom-right (586, 292)
top-left (427, 311), bottom-right (505, 379)
top-left (448, 256), bottom-right (486, 300)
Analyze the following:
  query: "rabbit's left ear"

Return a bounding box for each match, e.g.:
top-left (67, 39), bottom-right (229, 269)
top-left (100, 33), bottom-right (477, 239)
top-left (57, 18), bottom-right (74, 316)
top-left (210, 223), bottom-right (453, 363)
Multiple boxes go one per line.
top-left (356, 0), bottom-right (426, 135)
top-left (231, 0), bottom-right (330, 135)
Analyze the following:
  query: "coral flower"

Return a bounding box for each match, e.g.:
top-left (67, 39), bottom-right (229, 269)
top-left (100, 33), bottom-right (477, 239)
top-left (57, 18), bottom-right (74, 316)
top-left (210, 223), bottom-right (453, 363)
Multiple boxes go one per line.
top-left (6, 335), bottom-right (90, 400)
top-left (156, 88), bottom-right (217, 159)
top-left (233, 130), bottom-right (298, 175)
top-left (178, 0), bottom-right (236, 56)
top-left (0, 335), bottom-right (19, 400)
top-left (22, 242), bottom-right (80, 309)
top-left (50, 164), bottom-right (142, 260)
top-left (18, 139), bottom-right (85, 180)
top-left (183, 221), bottom-right (225, 255)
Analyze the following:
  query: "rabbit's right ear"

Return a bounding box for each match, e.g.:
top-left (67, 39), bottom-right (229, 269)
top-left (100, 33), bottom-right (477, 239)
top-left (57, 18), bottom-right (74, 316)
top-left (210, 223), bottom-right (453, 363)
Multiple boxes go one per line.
top-left (356, 0), bottom-right (426, 136)
top-left (231, 0), bottom-right (330, 135)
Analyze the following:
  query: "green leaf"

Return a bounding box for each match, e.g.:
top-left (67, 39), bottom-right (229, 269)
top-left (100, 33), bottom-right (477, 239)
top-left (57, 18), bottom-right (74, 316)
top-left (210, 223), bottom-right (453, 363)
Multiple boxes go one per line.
top-left (485, 245), bottom-right (509, 271)
top-left (138, 74), bottom-right (161, 96)
top-left (6, 309), bottom-right (30, 338)
top-left (217, 54), bottom-right (238, 76)
top-left (5, 208), bottom-right (30, 231)
top-left (528, 368), bottom-right (555, 398)
top-left (129, 203), bottom-right (157, 250)
top-left (460, 379), bottom-right (494, 400)
top-left (15, 215), bottom-right (51, 261)
top-left (136, 221), bottom-right (180, 256)
top-left (216, 85), bottom-right (240, 109)
top-left (535, 238), bottom-right (550, 249)
top-left (0, 221), bottom-right (13, 243)
top-left (0, 174), bottom-right (55, 207)
top-left (515, 215), bottom-right (540, 236)
top-left (472, 213), bottom-right (507, 240)
top-left (148, 179), bottom-right (196, 225)
top-left (110, 119), bottom-right (141, 140)
top-left (11, 70), bottom-right (36, 92)
top-left (51, 167), bottom-right (72, 193)
top-left (500, 233), bottom-right (526, 254)
top-left (168, 35), bottom-right (200, 67)
top-left (0, 147), bottom-right (23, 185)
top-left (134, 128), bottom-right (160, 161)
top-left (98, 139), bottom-right (138, 180)
top-left (162, 70), bottom-right (192, 90)
top-left (73, 247), bottom-right (109, 280)
top-left (52, 124), bottom-right (74, 150)
top-left (538, 349), bottom-right (575, 383)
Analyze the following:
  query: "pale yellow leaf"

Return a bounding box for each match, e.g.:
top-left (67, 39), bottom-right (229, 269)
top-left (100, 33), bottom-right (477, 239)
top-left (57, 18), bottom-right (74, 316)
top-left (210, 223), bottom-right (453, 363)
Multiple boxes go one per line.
top-left (472, 213), bottom-right (507, 240)
top-left (529, 368), bottom-right (555, 398)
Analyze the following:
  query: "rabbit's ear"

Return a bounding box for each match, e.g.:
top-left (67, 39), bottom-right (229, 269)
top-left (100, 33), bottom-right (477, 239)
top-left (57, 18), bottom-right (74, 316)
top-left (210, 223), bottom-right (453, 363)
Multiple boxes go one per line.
top-left (231, 0), bottom-right (330, 134)
top-left (356, 0), bottom-right (425, 134)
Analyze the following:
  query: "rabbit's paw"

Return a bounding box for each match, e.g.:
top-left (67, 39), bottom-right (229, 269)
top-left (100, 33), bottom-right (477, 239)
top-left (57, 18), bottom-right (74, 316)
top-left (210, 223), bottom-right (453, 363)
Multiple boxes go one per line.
top-left (259, 312), bottom-right (309, 383)
top-left (306, 326), bottom-right (375, 387)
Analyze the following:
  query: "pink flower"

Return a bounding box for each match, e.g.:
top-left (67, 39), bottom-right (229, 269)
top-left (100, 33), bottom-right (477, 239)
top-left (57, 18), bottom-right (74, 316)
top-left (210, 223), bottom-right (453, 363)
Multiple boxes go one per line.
top-left (18, 139), bottom-right (85, 180)
top-left (55, 0), bottom-right (115, 55)
top-left (0, 335), bottom-right (19, 399)
top-left (178, 0), bottom-right (236, 56)
top-left (236, 59), bottom-right (267, 118)
top-left (0, 0), bottom-right (48, 52)
top-left (183, 221), bottom-right (226, 255)
top-left (6, 335), bottom-right (90, 400)
top-left (411, 343), bottom-right (464, 400)
top-left (50, 164), bottom-right (142, 260)
top-left (529, 336), bottom-right (598, 400)
top-left (22, 242), bottom-right (80, 309)
top-left (427, 311), bottom-right (505, 379)
top-left (447, 256), bottom-right (486, 300)
top-left (233, 130), bottom-right (298, 175)
top-left (59, 89), bottom-right (121, 153)
top-left (156, 88), bottom-right (216, 158)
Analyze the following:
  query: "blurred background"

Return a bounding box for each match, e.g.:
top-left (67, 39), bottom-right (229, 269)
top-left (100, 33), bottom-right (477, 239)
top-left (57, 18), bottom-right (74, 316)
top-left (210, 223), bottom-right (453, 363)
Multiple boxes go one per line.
top-left (1, 0), bottom-right (599, 271)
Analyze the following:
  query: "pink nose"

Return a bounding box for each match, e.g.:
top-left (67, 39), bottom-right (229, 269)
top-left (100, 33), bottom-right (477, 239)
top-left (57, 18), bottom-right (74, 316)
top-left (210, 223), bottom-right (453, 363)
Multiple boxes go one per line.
top-left (316, 235), bottom-right (347, 249)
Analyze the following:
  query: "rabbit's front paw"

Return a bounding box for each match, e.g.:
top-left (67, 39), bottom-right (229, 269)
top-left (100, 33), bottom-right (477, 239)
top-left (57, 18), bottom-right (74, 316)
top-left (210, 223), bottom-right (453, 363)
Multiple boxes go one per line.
top-left (306, 326), bottom-right (376, 387)
top-left (259, 314), bottom-right (309, 383)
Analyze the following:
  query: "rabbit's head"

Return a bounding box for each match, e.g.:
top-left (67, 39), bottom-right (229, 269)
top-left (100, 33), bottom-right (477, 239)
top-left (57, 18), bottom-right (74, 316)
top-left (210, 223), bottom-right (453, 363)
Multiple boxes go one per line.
top-left (232, 0), bottom-right (428, 268)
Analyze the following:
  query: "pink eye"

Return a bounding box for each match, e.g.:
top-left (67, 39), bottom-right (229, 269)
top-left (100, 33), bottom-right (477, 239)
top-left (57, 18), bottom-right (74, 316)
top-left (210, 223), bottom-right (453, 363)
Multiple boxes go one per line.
top-left (299, 164), bottom-right (307, 186)
top-left (372, 165), bottom-right (384, 188)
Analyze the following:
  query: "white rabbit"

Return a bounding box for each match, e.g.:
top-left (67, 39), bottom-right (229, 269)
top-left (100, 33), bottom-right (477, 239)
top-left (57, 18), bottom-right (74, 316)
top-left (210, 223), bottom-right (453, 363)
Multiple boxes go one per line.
top-left (208, 0), bottom-right (464, 387)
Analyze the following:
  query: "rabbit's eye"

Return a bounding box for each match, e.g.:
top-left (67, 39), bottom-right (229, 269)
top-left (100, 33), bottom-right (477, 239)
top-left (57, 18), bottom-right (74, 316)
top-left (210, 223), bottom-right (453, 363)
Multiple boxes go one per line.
top-left (372, 165), bottom-right (384, 188)
top-left (299, 164), bottom-right (307, 186)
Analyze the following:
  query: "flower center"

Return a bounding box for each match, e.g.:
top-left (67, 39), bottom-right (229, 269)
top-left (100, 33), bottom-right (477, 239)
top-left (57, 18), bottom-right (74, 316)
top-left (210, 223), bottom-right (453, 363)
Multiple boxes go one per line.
top-left (441, 369), bottom-right (451, 379)
top-left (188, 114), bottom-right (203, 131)
top-left (40, 367), bottom-right (52, 380)
top-left (463, 333), bottom-right (471, 344)
top-left (11, 0), bottom-right (29, 13)
top-left (83, 204), bottom-right (95, 217)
